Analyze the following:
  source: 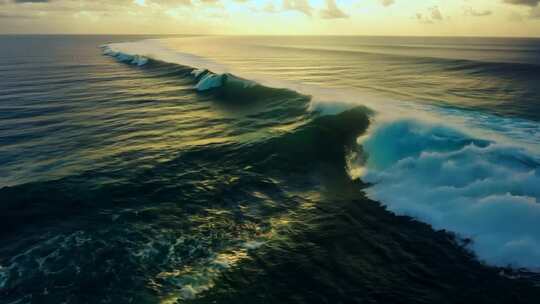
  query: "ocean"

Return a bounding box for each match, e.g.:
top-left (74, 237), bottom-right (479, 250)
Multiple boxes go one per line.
top-left (1, 35), bottom-right (540, 303)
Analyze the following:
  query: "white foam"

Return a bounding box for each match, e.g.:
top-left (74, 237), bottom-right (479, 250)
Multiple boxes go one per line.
top-left (359, 120), bottom-right (540, 269)
top-left (191, 68), bottom-right (208, 78)
top-left (243, 241), bottom-right (265, 250)
top-left (180, 285), bottom-right (197, 300)
top-left (192, 72), bottom-right (257, 92)
top-left (132, 56), bottom-right (148, 66)
top-left (102, 46), bottom-right (149, 67)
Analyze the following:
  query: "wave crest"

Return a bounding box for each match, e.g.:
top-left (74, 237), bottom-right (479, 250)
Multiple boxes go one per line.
top-left (102, 45), bottom-right (303, 104)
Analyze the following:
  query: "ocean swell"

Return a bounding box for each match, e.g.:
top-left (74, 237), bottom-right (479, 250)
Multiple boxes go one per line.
top-left (102, 40), bottom-right (540, 271)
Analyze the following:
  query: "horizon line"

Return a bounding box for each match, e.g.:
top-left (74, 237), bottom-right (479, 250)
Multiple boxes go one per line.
top-left (1, 33), bottom-right (539, 39)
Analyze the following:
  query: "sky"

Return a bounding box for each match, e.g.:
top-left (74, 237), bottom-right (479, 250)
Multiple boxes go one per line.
top-left (0, 0), bottom-right (539, 36)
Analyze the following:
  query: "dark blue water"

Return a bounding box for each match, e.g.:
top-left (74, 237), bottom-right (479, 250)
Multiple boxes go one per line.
top-left (1, 35), bottom-right (540, 304)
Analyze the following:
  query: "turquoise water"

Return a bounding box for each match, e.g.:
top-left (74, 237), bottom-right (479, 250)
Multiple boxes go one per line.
top-left (1, 35), bottom-right (540, 303)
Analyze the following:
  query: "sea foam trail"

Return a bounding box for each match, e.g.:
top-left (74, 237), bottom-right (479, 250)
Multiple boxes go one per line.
top-left (102, 39), bottom-right (540, 270)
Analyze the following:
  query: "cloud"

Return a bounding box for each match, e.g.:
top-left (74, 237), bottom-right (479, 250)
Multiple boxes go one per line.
top-left (13, 0), bottom-right (51, 2)
top-left (263, 1), bottom-right (276, 13)
top-left (503, 0), bottom-right (540, 6)
top-left (503, 0), bottom-right (540, 20)
top-left (464, 6), bottom-right (493, 17)
top-left (320, 0), bottom-right (347, 19)
top-left (415, 13), bottom-right (433, 24)
top-left (0, 0), bottom-right (193, 19)
top-left (282, 0), bottom-right (312, 16)
top-left (528, 5), bottom-right (540, 17)
top-left (429, 6), bottom-right (442, 21)
top-left (415, 6), bottom-right (444, 24)
top-left (507, 11), bottom-right (524, 21)
top-left (379, 0), bottom-right (394, 7)
top-left (196, 0), bottom-right (222, 7)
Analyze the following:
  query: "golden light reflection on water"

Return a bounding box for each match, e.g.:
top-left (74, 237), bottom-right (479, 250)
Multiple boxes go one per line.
top-left (154, 193), bottom-right (318, 303)
top-left (155, 246), bottom-right (251, 303)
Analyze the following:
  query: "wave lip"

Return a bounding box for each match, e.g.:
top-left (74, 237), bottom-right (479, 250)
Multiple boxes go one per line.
top-left (360, 120), bottom-right (540, 270)
top-left (194, 72), bottom-right (256, 92)
top-left (102, 46), bottom-right (149, 66)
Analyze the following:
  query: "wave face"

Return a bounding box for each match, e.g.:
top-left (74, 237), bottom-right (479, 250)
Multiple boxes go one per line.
top-left (2, 35), bottom-right (540, 303)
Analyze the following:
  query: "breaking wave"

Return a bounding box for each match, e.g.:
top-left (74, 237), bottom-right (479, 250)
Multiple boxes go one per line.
top-left (102, 40), bottom-right (540, 270)
top-left (102, 44), bottom-right (302, 104)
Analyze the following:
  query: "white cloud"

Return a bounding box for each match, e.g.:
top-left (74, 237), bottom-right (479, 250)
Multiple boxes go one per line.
top-left (464, 6), bottom-right (493, 17)
top-left (320, 0), bottom-right (348, 19)
top-left (282, 0), bottom-right (312, 16)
